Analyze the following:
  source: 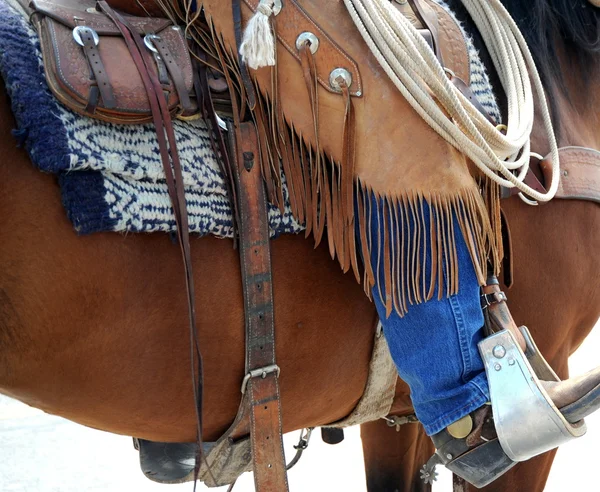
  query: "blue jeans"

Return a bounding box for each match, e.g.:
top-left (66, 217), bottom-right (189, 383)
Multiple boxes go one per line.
top-left (368, 198), bottom-right (490, 436)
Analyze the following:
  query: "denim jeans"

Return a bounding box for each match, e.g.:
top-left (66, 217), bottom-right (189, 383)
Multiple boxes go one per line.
top-left (368, 198), bottom-right (491, 436)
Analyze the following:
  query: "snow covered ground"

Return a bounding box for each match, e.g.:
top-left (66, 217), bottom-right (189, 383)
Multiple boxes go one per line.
top-left (1, 325), bottom-right (598, 492)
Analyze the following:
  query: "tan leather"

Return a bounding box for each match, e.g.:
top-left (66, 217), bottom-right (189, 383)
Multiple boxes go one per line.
top-left (187, 0), bottom-right (500, 303)
top-left (540, 147), bottom-right (600, 204)
top-left (410, 0), bottom-right (443, 63)
top-left (32, 0), bottom-right (195, 123)
top-left (202, 0), bottom-right (477, 198)
top-left (425, 0), bottom-right (470, 84)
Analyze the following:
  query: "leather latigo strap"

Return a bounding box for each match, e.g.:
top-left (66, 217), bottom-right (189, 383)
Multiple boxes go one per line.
top-left (31, 0), bottom-right (196, 123)
top-left (231, 120), bottom-right (289, 492)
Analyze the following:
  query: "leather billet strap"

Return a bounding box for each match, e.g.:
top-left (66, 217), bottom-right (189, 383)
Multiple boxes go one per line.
top-left (481, 276), bottom-right (527, 351)
top-left (229, 120), bottom-right (289, 492)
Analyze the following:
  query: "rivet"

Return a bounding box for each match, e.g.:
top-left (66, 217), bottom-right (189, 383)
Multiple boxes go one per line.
top-left (563, 170), bottom-right (569, 177)
top-left (446, 453), bottom-right (453, 460)
top-left (492, 345), bottom-right (506, 359)
top-left (296, 32), bottom-right (319, 54)
top-left (494, 363), bottom-right (502, 371)
top-left (329, 68), bottom-right (353, 92)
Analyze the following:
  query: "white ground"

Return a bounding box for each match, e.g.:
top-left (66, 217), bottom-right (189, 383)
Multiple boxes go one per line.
top-left (1, 324), bottom-right (598, 492)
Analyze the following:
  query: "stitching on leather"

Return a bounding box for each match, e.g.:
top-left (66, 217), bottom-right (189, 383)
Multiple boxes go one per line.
top-left (168, 28), bottom-right (194, 89)
top-left (243, 0), bottom-right (362, 96)
top-left (435, 7), bottom-right (469, 84)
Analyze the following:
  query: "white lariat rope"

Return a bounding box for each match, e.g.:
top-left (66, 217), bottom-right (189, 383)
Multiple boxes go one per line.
top-left (239, 0), bottom-right (277, 69)
top-left (342, 0), bottom-right (560, 202)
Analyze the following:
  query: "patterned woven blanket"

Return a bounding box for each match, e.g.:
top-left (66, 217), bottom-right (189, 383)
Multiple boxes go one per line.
top-left (0, 0), bottom-right (303, 237)
top-left (0, 0), bottom-right (498, 238)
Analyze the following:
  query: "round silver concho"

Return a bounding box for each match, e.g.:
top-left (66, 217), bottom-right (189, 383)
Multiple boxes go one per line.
top-left (329, 68), bottom-right (353, 92)
top-left (295, 32), bottom-right (319, 54)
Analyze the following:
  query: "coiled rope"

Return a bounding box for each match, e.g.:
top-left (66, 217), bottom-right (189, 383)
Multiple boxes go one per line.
top-left (342, 0), bottom-right (559, 202)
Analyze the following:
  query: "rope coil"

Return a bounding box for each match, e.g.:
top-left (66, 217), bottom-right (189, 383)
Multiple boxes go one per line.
top-left (342, 0), bottom-right (560, 202)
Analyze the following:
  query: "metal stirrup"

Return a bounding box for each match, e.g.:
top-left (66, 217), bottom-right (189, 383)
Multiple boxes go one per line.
top-left (479, 327), bottom-right (586, 462)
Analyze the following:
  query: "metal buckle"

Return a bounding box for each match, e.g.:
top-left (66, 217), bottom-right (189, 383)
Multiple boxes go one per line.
top-left (143, 34), bottom-right (161, 53)
top-left (241, 364), bottom-right (281, 394)
top-left (72, 26), bottom-right (99, 47)
top-left (481, 291), bottom-right (508, 310)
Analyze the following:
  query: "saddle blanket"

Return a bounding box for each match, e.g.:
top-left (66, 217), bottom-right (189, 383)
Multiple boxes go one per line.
top-left (0, 0), bottom-right (303, 237)
top-left (0, 0), bottom-right (498, 238)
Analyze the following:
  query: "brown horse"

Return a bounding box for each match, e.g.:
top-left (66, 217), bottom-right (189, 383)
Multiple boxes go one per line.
top-left (359, 0), bottom-right (600, 489)
top-left (0, 2), bottom-right (599, 492)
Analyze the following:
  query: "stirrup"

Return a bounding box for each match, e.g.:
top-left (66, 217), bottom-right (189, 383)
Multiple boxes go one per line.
top-left (480, 326), bottom-right (587, 461)
top-left (426, 325), bottom-right (600, 488)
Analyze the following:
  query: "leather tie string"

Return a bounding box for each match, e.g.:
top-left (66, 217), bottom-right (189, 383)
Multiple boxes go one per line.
top-left (96, 0), bottom-right (205, 477)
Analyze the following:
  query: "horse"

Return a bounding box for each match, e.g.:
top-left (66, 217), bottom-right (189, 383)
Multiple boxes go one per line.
top-left (0, 1), bottom-right (599, 491)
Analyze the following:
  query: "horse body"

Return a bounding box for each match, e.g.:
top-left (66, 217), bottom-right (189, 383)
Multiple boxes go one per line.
top-left (0, 85), bottom-right (377, 442)
top-left (1, 0), bottom-right (600, 490)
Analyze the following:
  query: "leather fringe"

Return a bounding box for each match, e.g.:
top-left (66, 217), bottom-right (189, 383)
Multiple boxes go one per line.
top-left (167, 7), bottom-right (502, 318)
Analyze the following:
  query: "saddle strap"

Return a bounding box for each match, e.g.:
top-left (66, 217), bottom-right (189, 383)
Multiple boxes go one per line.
top-left (231, 120), bottom-right (289, 492)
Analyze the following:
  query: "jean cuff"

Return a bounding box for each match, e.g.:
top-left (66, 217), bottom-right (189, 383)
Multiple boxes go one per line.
top-left (421, 372), bottom-right (490, 436)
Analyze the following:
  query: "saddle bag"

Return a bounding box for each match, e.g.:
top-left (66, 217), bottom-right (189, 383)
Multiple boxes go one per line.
top-left (30, 0), bottom-right (197, 124)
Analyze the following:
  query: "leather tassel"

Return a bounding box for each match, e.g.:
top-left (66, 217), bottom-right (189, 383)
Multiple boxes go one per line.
top-left (239, 0), bottom-right (277, 69)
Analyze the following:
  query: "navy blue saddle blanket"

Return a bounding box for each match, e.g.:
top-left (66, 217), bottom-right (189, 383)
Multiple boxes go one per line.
top-left (0, 0), bottom-right (303, 237)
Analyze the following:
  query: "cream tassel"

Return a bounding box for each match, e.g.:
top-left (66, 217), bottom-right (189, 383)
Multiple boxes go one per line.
top-left (239, 0), bottom-right (277, 69)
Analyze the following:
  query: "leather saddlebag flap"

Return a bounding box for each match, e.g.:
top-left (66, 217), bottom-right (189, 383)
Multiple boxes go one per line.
top-left (31, 0), bottom-right (196, 123)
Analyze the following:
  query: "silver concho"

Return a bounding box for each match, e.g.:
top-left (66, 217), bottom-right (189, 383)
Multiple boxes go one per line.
top-left (329, 68), bottom-right (353, 92)
top-left (296, 32), bottom-right (319, 54)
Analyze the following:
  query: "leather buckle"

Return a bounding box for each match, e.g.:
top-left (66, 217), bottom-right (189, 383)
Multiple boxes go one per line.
top-left (240, 364), bottom-right (281, 394)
